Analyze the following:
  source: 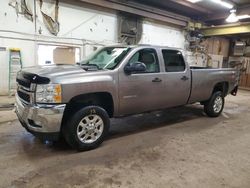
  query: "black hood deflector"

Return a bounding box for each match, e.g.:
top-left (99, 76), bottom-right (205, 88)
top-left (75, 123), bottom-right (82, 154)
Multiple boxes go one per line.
top-left (16, 71), bottom-right (50, 88)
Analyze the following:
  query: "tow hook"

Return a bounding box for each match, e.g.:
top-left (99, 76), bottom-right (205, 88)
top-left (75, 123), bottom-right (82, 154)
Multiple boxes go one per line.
top-left (231, 86), bottom-right (238, 96)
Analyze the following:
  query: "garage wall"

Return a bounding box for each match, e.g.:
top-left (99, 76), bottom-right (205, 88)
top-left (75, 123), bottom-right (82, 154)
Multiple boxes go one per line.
top-left (0, 1), bottom-right (117, 66)
top-left (0, 0), bottom-right (186, 95)
top-left (0, 48), bottom-right (9, 95)
top-left (0, 1), bottom-right (117, 95)
top-left (140, 20), bottom-right (185, 48)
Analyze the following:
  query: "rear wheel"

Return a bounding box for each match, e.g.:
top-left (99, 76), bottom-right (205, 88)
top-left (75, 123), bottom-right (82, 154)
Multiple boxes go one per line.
top-left (204, 91), bottom-right (224, 117)
top-left (63, 106), bottom-right (110, 151)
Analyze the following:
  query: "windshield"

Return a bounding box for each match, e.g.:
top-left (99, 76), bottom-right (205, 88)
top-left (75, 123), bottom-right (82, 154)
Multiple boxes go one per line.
top-left (80, 47), bottom-right (131, 70)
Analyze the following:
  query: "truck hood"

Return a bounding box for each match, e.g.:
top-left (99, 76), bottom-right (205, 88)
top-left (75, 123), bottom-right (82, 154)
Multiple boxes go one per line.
top-left (16, 65), bottom-right (87, 86)
top-left (22, 64), bottom-right (85, 78)
top-left (17, 64), bottom-right (111, 86)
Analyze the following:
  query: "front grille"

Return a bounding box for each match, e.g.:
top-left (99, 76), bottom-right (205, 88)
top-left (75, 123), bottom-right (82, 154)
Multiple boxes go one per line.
top-left (17, 90), bottom-right (30, 103)
top-left (16, 71), bottom-right (36, 104)
top-left (16, 78), bottom-right (31, 88)
top-left (16, 71), bottom-right (32, 88)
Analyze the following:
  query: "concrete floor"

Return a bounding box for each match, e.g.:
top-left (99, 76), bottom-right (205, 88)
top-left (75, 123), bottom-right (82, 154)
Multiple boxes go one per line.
top-left (0, 90), bottom-right (250, 188)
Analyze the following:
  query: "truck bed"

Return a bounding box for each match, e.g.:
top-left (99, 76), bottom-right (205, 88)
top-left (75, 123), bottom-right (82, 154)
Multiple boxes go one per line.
top-left (188, 67), bottom-right (237, 104)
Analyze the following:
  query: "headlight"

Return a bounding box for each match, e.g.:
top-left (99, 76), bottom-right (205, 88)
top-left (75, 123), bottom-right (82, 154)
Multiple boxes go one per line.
top-left (36, 84), bottom-right (62, 103)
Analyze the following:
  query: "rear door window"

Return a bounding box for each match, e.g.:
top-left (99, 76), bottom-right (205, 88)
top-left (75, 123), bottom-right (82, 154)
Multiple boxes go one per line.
top-left (162, 50), bottom-right (186, 72)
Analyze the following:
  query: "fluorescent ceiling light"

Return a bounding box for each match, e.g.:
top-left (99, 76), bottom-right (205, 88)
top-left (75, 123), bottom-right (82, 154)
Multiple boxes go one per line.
top-left (226, 9), bottom-right (239, 23)
top-left (186, 0), bottom-right (202, 3)
top-left (210, 0), bottom-right (234, 9)
top-left (235, 41), bottom-right (246, 46)
top-left (237, 15), bottom-right (250, 20)
top-left (219, 1), bottom-right (234, 9)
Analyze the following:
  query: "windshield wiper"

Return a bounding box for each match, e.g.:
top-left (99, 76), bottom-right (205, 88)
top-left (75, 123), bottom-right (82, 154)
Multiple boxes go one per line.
top-left (80, 63), bottom-right (100, 71)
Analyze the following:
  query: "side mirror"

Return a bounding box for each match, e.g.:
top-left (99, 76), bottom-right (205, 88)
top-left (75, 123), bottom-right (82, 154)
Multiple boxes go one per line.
top-left (124, 62), bottom-right (146, 74)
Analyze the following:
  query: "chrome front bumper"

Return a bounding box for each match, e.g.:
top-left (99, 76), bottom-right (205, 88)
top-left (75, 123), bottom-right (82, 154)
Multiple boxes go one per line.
top-left (15, 94), bottom-right (66, 139)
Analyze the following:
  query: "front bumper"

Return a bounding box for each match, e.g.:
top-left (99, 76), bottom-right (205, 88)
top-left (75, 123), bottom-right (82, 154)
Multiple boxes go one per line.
top-left (15, 95), bottom-right (66, 141)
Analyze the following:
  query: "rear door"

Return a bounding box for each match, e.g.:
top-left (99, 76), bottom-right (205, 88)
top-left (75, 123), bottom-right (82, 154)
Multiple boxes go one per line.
top-left (160, 49), bottom-right (191, 107)
top-left (118, 48), bottom-right (166, 115)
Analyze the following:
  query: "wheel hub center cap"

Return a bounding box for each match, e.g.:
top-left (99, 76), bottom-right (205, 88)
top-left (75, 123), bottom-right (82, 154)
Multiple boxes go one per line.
top-left (87, 124), bottom-right (95, 133)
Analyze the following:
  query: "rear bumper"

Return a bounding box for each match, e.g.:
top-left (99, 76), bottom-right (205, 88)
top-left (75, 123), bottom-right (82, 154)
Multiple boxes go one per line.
top-left (15, 94), bottom-right (66, 141)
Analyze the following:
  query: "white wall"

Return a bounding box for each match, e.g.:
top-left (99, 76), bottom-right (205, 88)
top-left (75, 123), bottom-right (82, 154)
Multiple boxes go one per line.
top-left (0, 0), bottom-right (186, 95)
top-left (0, 0), bottom-right (118, 66)
top-left (0, 0), bottom-right (118, 95)
top-left (0, 48), bottom-right (9, 95)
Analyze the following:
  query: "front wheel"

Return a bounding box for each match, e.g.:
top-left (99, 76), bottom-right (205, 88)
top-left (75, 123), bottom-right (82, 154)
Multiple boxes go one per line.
top-left (204, 91), bottom-right (225, 117)
top-left (63, 106), bottom-right (110, 151)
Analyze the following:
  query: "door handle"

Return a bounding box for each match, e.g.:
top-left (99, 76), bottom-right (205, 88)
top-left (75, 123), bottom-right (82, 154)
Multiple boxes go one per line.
top-left (152, 77), bottom-right (162, 82)
top-left (181, 76), bottom-right (189, 81)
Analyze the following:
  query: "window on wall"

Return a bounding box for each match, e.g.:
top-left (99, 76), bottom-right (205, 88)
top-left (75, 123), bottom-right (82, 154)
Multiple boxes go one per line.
top-left (162, 50), bottom-right (185, 72)
top-left (38, 45), bottom-right (80, 65)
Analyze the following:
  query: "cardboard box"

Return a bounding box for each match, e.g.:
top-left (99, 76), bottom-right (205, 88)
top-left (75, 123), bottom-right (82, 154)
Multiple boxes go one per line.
top-left (53, 47), bottom-right (76, 64)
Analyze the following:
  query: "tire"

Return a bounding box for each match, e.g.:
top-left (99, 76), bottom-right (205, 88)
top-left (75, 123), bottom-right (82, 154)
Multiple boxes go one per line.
top-left (204, 91), bottom-right (225, 117)
top-left (62, 105), bottom-right (110, 151)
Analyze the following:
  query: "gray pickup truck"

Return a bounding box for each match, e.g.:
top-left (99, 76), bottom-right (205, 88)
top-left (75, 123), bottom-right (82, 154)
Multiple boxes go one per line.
top-left (15, 45), bottom-right (238, 151)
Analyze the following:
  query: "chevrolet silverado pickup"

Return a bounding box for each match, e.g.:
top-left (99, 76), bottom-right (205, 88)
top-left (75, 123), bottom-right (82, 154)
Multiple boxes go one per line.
top-left (15, 45), bottom-right (238, 151)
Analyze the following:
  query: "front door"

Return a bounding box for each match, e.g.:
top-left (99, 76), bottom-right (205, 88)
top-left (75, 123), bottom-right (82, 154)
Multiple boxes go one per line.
top-left (118, 48), bottom-right (166, 115)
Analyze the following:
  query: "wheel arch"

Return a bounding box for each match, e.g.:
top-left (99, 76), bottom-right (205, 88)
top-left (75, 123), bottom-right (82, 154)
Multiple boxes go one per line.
top-left (200, 82), bottom-right (228, 105)
top-left (61, 92), bottom-right (114, 130)
top-left (212, 82), bottom-right (229, 97)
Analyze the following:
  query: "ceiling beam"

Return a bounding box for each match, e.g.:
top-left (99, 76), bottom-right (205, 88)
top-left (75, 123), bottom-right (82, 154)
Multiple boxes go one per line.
top-left (168, 0), bottom-right (212, 14)
top-left (119, 0), bottom-right (190, 21)
top-left (201, 23), bottom-right (250, 36)
top-left (73, 0), bottom-right (189, 27)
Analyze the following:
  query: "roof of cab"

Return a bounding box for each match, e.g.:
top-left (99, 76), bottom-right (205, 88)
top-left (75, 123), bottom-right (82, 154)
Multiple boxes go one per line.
top-left (105, 44), bottom-right (184, 51)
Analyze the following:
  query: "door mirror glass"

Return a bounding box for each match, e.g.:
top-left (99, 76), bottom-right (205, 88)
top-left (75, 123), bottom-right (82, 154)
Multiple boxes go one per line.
top-left (124, 62), bottom-right (147, 74)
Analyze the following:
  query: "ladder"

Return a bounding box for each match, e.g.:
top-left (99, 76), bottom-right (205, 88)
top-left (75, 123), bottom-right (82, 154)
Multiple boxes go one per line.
top-left (9, 48), bottom-right (22, 96)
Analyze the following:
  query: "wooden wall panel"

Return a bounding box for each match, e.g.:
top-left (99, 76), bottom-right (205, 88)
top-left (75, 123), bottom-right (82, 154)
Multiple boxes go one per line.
top-left (240, 74), bottom-right (247, 87)
top-left (239, 58), bottom-right (250, 89)
top-left (247, 74), bottom-right (250, 88)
